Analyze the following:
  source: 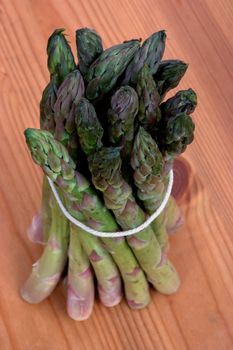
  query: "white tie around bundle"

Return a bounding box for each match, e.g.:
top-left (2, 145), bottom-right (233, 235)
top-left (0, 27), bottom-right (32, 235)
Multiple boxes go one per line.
top-left (47, 169), bottom-right (173, 238)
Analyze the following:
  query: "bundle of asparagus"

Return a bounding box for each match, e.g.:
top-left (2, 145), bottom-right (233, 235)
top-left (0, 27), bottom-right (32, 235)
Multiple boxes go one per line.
top-left (22, 28), bottom-right (197, 320)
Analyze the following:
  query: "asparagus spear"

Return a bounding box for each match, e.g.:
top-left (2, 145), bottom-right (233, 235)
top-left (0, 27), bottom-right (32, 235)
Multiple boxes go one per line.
top-left (155, 112), bottom-right (195, 237)
top-left (32, 33), bottom-right (72, 258)
top-left (123, 31), bottom-right (166, 85)
top-left (34, 78), bottom-right (58, 244)
top-left (24, 128), bottom-right (123, 307)
top-left (158, 113), bottom-right (195, 173)
top-left (76, 98), bottom-right (150, 308)
top-left (21, 191), bottom-right (69, 303)
top-left (46, 38), bottom-right (97, 314)
top-left (154, 60), bottom-right (188, 99)
top-left (89, 147), bottom-right (180, 294)
top-left (30, 85), bottom-right (56, 244)
top-left (131, 127), bottom-right (171, 251)
top-left (36, 29), bottom-right (76, 244)
top-left (155, 113), bottom-right (195, 238)
top-left (76, 28), bottom-right (103, 77)
top-left (159, 88), bottom-right (197, 232)
top-left (131, 127), bottom-right (164, 212)
top-left (136, 64), bottom-right (161, 130)
top-left (47, 29), bottom-right (76, 86)
top-left (107, 86), bottom-right (138, 160)
top-left (67, 224), bottom-right (95, 320)
top-left (85, 40), bottom-right (140, 100)
top-left (53, 69), bottom-right (85, 161)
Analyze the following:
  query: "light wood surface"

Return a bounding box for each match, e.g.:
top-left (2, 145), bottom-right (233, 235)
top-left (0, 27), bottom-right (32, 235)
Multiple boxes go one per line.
top-left (1, 0), bottom-right (233, 349)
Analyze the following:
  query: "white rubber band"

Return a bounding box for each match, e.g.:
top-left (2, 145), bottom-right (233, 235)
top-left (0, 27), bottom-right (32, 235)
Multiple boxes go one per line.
top-left (48, 170), bottom-right (173, 238)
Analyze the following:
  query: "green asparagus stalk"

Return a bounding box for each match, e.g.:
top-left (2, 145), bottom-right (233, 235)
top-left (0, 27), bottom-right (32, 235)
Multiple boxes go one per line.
top-left (76, 28), bottom-right (103, 77)
top-left (76, 98), bottom-right (150, 308)
top-left (34, 78), bottom-right (58, 244)
top-left (123, 30), bottom-right (166, 85)
top-left (131, 127), bottom-right (170, 250)
top-left (24, 128), bottom-right (123, 307)
top-left (89, 147), bottom-right (180, 294)
top-left (36, 29), bottom-right (76, 244)
top-left (53, 69), bottom-right (85, 160)
top-left (107, 86), bottom-right (138, 160)
top-left (131, 127), bottom-right (164, 212)
top-left (156, 114), bottom-right (195, 238)
top-left (38, 66), bottom-right (92, 314)
top-left (39, 78), bottom-right (59, 243)
top-left (48, 64), bottom-right (95, 314)
top-left (67, 224), bottom-right (95, 320)
top-left (32, 38), bottom-right (68, 243)
top-left (159, 88), bottom-right (197, 232)
top-left (47, 29), bottom-right (76, 86)
top-left (85, 39), bottom-right (140, 100)
top-left (151, 112), bottom-right (195, 237)
top-left (154, 60), bottom-right (188, 99)
top-left (136, 64), bottom-right (161, 130)
top-left (21, 191), bottom-right (69, 303)
top-left (158, 113), bottom-right (195, 173)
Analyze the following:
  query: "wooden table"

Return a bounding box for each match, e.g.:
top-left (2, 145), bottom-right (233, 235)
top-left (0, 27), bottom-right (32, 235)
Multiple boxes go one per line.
top-left (1, 0), bottom-right (233, 349)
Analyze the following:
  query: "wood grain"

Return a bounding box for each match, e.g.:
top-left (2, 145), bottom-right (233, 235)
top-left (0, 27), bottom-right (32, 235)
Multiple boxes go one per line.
top-left (0, 0), bottom-right (233, 349)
